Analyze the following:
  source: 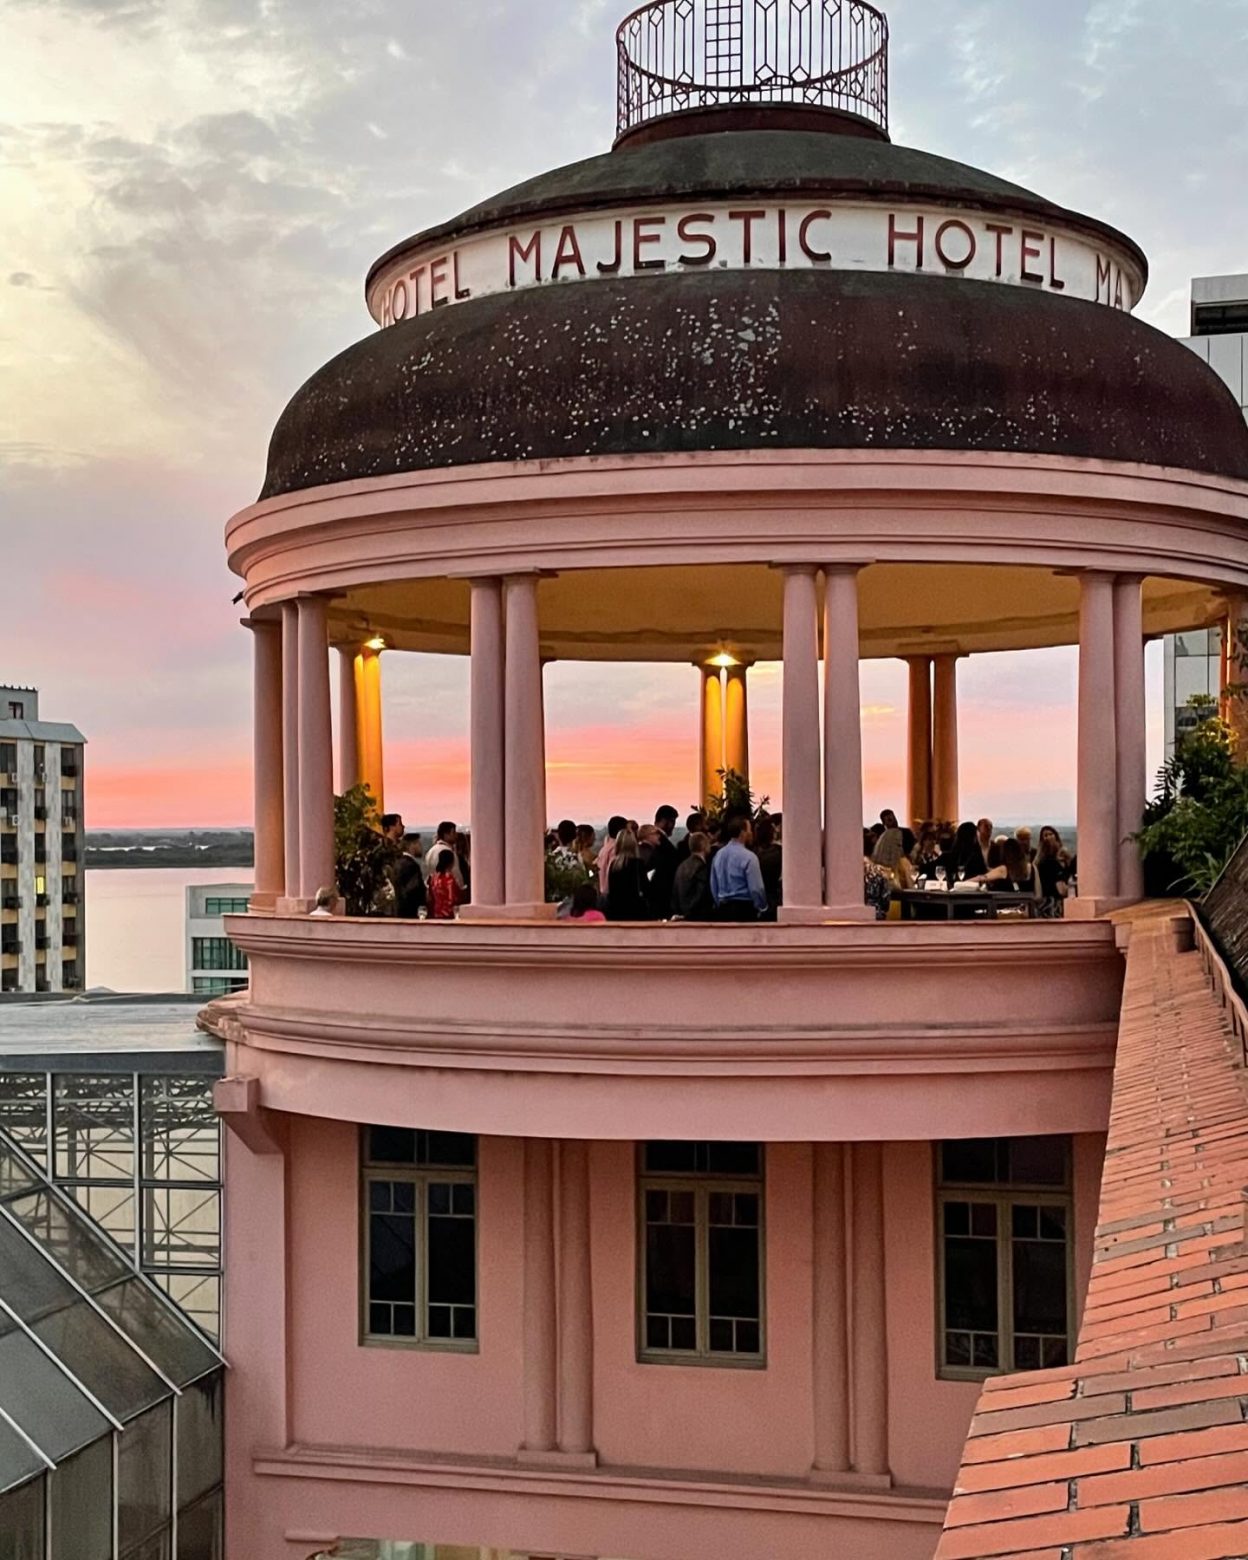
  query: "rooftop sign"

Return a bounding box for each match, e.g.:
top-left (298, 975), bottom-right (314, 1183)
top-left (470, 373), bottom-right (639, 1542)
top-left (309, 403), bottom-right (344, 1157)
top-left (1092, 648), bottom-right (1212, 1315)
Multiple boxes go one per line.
top-left (368, 201), bottom-right (1143, 328)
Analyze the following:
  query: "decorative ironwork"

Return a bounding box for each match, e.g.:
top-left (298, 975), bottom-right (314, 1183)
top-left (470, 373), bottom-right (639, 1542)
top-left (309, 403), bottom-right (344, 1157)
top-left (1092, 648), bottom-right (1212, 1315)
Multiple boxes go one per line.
top-left (616, 0), bottom-right (888, 140)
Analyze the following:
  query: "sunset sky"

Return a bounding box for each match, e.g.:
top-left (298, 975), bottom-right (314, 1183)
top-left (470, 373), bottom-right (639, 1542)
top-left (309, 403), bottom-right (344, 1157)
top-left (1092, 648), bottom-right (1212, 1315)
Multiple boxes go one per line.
top-left (5, 0), bottom-right (1247, 829)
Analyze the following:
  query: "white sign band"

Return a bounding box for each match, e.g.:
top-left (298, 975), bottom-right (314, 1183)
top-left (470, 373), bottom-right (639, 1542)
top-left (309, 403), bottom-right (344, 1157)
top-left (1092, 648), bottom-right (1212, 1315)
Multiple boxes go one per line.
top-left (368, 201), bottom-right (1143, 328)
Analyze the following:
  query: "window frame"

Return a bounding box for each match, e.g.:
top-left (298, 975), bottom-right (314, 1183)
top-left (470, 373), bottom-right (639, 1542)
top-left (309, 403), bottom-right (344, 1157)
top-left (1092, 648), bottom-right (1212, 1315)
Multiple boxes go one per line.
top-left (934, 1137), bottom-right (1075, 1382)
top-left (636, 1143), bottom-right (766, 1370)
top-left (359, 1129), bottom-right (479, 1354)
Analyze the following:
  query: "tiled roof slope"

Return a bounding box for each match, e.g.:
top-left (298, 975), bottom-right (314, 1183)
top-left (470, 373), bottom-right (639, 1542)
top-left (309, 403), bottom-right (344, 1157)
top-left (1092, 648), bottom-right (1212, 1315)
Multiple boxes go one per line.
top-left (937, 912), bottom-right (1248, 1560)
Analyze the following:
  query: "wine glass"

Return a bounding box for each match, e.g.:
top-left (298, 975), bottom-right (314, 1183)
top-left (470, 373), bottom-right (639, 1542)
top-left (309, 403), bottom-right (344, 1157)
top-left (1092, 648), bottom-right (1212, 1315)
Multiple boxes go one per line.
top-left (957, 867), bottom-right (967, 883)
top-left (935, 866), bottom-right (947, 888)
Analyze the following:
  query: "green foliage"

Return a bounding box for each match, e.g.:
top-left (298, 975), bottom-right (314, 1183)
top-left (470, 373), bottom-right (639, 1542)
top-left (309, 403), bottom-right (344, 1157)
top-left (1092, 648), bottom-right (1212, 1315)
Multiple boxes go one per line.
top-left (1136, 700), bottom-right (1248, 895)
top-left (544, 849), bottom-right (589, 905)
top-left (697, 768), bottom-right (771, 827)
top-left (333, 784), bottom-right (400, 916)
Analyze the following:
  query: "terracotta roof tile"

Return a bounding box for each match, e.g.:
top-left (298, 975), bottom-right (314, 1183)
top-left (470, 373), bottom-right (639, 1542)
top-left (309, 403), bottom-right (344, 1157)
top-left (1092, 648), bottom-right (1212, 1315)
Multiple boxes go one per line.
top-left (937, 913), bottom-right (1248, 1559)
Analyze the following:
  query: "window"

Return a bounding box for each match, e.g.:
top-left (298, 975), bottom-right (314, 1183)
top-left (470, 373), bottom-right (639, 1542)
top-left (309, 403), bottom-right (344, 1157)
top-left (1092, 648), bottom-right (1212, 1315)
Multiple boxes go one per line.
top-left (638, 1141), bottom-right (763, 1365)
top-left (191, 937), bottom-right (247, 973)
top-left (8, 701), bottom-right (25, 719)
top-left (203, 897), bottom-right (249, 916)
top-left (937, 1136), bottom-right (1073, 1378)
top-left (362, 1128), bottom-right (477, 1348)
top-left (192, 976), bottom-right (246, 997)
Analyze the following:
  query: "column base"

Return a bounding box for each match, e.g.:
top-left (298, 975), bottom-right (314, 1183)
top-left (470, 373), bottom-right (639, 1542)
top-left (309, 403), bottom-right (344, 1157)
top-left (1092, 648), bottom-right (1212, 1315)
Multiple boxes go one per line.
top-left (1067, 895), bottom-right (1142, 921)
top-left (247, 891), bottom-right (279, 913)
top-left (276, 896), bottom-right (315, 916)
top-left (808, 1466), bottom-right (893, 1491)
top-left (822, 902), bottom-right (877, 923)
top-left (516, 1447), bottom-right (598, 1470)
top-left (779, 905), bottom-right (832, 925)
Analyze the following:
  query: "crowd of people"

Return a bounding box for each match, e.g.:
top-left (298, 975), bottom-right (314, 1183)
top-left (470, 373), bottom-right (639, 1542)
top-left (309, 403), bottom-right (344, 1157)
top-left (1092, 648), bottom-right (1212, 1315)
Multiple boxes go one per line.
top-left (354, 808), bottom-right (1076, 923)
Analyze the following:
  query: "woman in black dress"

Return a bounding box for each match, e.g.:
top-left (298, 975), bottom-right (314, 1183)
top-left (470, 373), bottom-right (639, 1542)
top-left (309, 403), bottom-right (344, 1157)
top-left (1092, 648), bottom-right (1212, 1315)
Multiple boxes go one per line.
top-left (605, 829), bottom-right (651, 921)
top-left (1035, 826), bottom-right (1072, 918)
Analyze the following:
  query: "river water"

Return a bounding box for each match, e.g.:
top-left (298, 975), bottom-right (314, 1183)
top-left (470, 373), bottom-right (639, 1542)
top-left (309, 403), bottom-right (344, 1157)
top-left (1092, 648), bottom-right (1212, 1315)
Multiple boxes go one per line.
top-left (86, 867), bottom-right (253, 994)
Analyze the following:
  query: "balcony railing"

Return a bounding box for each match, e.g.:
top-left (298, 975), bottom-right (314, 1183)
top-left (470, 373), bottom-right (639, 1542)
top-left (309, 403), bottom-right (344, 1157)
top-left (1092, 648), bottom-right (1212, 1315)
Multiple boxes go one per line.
top-left (616, 0), bottom-right (889, 141)
top-left (2, 894), bottom-right (20, 912)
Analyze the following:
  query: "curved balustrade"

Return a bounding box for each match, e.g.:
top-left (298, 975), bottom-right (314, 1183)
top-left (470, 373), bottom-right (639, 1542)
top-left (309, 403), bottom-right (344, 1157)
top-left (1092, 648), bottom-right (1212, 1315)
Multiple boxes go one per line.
top-left (615, 0), bottom-right (889, 140)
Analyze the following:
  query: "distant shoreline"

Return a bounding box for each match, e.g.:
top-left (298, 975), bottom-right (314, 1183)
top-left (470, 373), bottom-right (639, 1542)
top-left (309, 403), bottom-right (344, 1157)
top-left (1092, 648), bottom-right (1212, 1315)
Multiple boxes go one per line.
top-left (86, 850), bottom-right (255, 870)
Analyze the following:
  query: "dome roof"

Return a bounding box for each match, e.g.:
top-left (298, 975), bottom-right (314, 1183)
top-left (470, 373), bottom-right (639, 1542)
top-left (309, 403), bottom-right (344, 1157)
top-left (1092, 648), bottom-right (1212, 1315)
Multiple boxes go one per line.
top-left (261, 267), bottom-right (1248, 501)
top-left (366, 128), bottom-right (1146, 294)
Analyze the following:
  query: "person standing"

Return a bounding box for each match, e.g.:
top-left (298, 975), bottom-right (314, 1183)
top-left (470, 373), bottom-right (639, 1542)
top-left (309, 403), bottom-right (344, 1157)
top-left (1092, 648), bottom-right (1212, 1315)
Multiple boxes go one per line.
top-left (425, 821), bottom-right (465, 890)
top-left (646, 805), bottom-right (679, 918)
top-left (752, 815), bottom-right (783, 920)
top-left (596, 815), bottom-right (626, 906)
top-left (710, 817), bottom-right (768, 922)
top-left (394, 836), bottom-right (426, 918)
top-left (426, 849), bottom-right (464, 919)
top-left (605, 829), bottom-right (650, 921)
top-left (671, 832), bottom-right (714, 920)
top-left (976, 817), bottom-right (994, 863)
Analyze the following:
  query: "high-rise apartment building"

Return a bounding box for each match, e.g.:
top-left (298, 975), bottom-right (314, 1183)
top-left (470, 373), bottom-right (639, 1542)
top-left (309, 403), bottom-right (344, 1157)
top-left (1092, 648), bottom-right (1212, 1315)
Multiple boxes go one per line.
top-left (0, 686), bottom-right (86, 994)
top-left (1169, 275), bottom-right (1248, 752)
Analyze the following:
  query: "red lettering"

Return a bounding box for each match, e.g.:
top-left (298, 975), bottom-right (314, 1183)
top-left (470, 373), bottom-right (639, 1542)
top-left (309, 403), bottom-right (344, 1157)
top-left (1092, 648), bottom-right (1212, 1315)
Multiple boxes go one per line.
top-left (1114, 270), bottom-right (1124, 309)
top-left (777, 208), bottom-right (788, 264)
top-left (1096, 254), bottom-right (1112, 303)
top-left (1048, 236), bottom-right (1066, 292)
top-left (508, 231), bottom-right (542, 287)
top-left (453, 249), bottom-right (471, 301)
top-left (597, 220), bottom-right (624, 275)
top-left (633, 215), bottom-right (666, 271)
top-left (934, 219), bottom-right (976, 271)
top-left (799, 209), bottom-right (832, 263)
top-left (729, 208), bottom-right (766, 264)
top-left (380, 291), bottom-right (393, 327)
top-left (676, 213), bottom-right (717, 266)
top-left (1020, 230), bottom-right (1045, 285)
top-left (985, 223), bottom-right (1013, 278)
top-left (391, 277), bottom-right (409, 320)
top-left (407, 266), bottom-right (427, 315)
top-left (552, 224), bottom-right (586, 279)
top-left (887, 213), bottom-right (925, 270)
top-left (429, 258), bottom-right (449, 308)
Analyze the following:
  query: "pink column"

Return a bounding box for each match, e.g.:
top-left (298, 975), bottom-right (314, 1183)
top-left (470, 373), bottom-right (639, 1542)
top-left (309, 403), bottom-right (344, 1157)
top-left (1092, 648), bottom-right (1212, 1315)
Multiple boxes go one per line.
top-left (823, 567), bottom-right (871, 920)
top-left (470, 579), bottom-right (506, 910)
top-left (247, 618), bottom-right (284, 910)
top-left (811, 1142), bottom-right (850, 1477)
top-left (1225, 594), bottom-right (1248, 754)
top-left (850, 1140), bottom-right (890, 1481)
top-left (280, 601), bottom-right (301, 912)
top-left (780, 568), bottom-right (823, 920)
top-left (504, 574), bottom-right (547, 912)
top-left (557, 1140), bottom-right (595, 1461)
top-left (356, 647), bottom-right (385, 813)
top-left (932, 655), bottom-right (960, 824)
top-left (1113, 577), bottom-right (1146, 903)
top-left (1077, 573), bottom-right (1119, 905)
top-left (521, 1138), bottom-right (557, 1456)
top-left (336, 647), bottom-right (359, 796)
top-left (699, 663), bottom-right (725, 807)
top-left (723, 663), bottom-right (750, 785)
top-left (906, 657), bottom-right (933, 826)
top-left (297, 595), bottom-right (334, 906)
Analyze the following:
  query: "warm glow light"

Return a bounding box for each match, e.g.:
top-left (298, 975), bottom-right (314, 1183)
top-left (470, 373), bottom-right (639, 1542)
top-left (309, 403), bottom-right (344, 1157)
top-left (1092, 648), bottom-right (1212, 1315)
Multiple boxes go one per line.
top-left (365, 636), bottom-right (387, 651)
top-left (709, 652), bottom-right (738, 669)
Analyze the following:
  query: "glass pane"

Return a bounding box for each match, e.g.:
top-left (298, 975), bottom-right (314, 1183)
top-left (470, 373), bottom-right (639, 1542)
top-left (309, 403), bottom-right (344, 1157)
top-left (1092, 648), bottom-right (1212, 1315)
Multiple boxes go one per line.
top-left (643, 1142), bottom-right (698, 1174)
top-left (0, 1146), bottom-right (39, 1202)
top-left (54, 1076), bottom-right (135, 1181)
top-left (0, 1476), bottom-right (45, 1560)
top-left (95, 1279), bottom-right (219, 1388)
top-left (366, 1128), bottom-right (415, 1165)
top-left (705, 1143), bottom-right (760, 1177)
top-left (0, 1214), bottom-right (77, 1327)
top-left (4, 1191), bottom-right (130, 1294)
top-left (369, 1211), bottom-right (416, 1302)
top-left (427, 1203), bottom-right (475, 1308)
top-left (150, 1275), bottom-right (220, 1346)
top-left (122, 1534), bottom-right (171, 1560)
top-left (34, 1300), bottom-right (168, 1424)
top-left (708, 1226), bottom-right (761, 1326)
top-left (645, 1218), bottom-right (696, 1345)
top-left (944, 1236), bottom-right (999, 1333)
top-left (1013, 1234), bottom-right (1068, 1338)
top-left (422, 1133), bottom-right (475, 1168)
top-left (65, 1185), bottom-right (137, 1257)
top-left (141, 1079), bottom-right (218, 1185)
top-left (0, 1416), bottom-right (47, 1498)
top-left (141, 1187), bottom-right (219, 1269)
top-left (117, 1400), bottom-right (171, 1553)
top-left (0, 1330), bottom-right (110, 1464)
top-left (1006, 1136), bottom-right (1068, 1187)
top-left (177, 1490), bottom-right (223, 1560)
top-left (940, 1140), bottom-right (1000, 1185)
top-left (0, 1076), bottom-right (48, 1168)
top-left (176, 1375), bottom-right (223, 1510)
top-left (49, 1436), bottom-right (112, 1560)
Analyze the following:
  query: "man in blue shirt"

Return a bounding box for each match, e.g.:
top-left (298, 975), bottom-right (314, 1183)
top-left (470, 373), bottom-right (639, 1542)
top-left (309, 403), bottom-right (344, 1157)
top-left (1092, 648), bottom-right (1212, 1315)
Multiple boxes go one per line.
top-left (709, 816), bottom-right (769, 922)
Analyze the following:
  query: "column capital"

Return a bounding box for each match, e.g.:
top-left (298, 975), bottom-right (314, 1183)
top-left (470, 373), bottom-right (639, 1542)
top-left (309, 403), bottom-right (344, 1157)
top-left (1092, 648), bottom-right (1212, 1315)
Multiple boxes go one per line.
top-left (821, 561), bottom-right (871, 578)
top-left (240, 614), bottom-right (281, 634)
top-left (769, 561), bottom-right (821, 578)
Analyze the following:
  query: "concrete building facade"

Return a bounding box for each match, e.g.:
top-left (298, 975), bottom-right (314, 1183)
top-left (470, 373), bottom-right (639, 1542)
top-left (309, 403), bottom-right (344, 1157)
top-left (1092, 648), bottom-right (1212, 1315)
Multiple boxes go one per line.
top-left (186, 882), bottom-right (253, 997)
top-left (0, 686), bottom-right (85, 995)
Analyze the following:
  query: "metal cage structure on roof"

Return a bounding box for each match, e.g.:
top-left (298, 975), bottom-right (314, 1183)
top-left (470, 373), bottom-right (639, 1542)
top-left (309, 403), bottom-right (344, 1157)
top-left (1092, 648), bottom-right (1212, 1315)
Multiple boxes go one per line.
top-left (615, 0), bottom-right (889, 140)
top-left (0, 1127), bottom-right (225, 1557)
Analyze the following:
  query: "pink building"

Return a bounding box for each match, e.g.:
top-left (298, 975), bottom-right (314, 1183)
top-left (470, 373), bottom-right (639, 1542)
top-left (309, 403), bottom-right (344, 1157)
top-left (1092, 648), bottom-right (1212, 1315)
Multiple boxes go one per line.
top-left (207, 3), bottom-right (1248, 1556)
